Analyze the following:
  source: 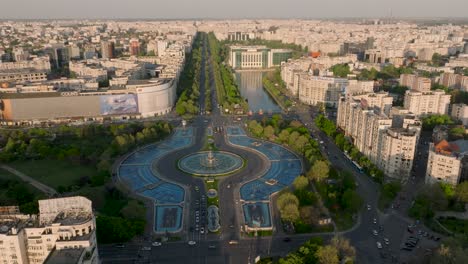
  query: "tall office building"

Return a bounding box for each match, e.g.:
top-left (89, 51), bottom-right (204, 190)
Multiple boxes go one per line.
top-left (101, 41), bottom-right (115, 59)
top-left (46, 45), bottom-right (70, 69)
top-left (130, 39), bottom-right (140, 56)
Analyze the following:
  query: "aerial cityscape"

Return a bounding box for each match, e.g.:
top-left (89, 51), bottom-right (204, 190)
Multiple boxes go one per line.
top-left (0, 1), bottom-right (468, 264)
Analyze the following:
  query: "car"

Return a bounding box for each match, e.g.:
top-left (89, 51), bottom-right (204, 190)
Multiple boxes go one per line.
top-left (367, 204), bottom-right (371, 210)
top-left (401, 247), bottom-right (413, 251)
top-left (141, 246), bottom-right (151, 251)
top-left (377, 242), bottom-right (383, 249)
top-left (405, 243), bottom-right (415, 248)
top-left (188, 241), bottom-right (196, 246)
top-left (373, 218), bottom-right (377, 224)
top-left (384, 238), bottom-right (390, 245)
top-left (227, 184), bottom-right (231, 189)
top-left (114, 243), bottom-right (125, 248)
top-left (208, 245), bottom-right (216, 249)
top-left (283, 237), bottom-right (291, 242)
top-left (195, 186), bottom-right (199, 191)
top-left (152, 242), bottom-right (162, 247)
top-left (373, 230), bottom-right (378, 236)
top-left (200, 227), bottom-right (205, 234)
top-left (228, 240), bottom-right (239, 245)
top-left (379, 225), bottom-right (384, 231)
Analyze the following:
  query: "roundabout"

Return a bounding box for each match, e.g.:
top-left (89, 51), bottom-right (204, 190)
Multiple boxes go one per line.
top-left (178, 150), bottom-right (244, 176)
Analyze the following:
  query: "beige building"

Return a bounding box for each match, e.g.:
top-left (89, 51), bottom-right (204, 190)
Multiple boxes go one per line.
top-left (297, 74), bottom-right (348, 107)
top-left (403, 90), bottom-right (451, 116)
top-left (439, 72), bottom-right (468, 91)
top-left (0, 196), bottom-right (99, 264)
top-left (426, 139), bottom-right (468, 185)
top-left (400, 74), bottom-right (431, 92)
top-left (451, 104), bottom-right (468, 126)
top-left (379, 128), bottom-right (419, 182)
top-left (345, 80), bottom-right (374, 98)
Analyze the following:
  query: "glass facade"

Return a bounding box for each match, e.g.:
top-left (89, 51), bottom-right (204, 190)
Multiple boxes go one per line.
top-left (272, 52), bottom-right (292, 66)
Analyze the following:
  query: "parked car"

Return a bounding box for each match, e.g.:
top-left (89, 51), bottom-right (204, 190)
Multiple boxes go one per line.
top-left (376, 242), bottom-right (383, 249)
top-left (152, 242), bottom-right (162, 247)
top-left (188, 241), bottom-right (196, 246)
top-left (141, 246), bottom-right (151, 251)
top-left (373, 230), bottom-right (378, 236)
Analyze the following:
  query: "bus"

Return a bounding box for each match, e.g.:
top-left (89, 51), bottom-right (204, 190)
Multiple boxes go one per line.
top-left (344, 152), bottom-right (364, 173)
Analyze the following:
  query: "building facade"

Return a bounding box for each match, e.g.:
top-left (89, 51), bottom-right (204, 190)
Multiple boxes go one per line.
top-left (400, 74), bottom-right (432, 92)
top-left (0, 196), bottom-right (99, 264)
top-left (451, 103), bottom-right (468, 126)
top-left (297, 74), bottom-right (348, 107)
top-left (403, 90), bottom-right (451, 116)
top-left (426, 140), bottom-right (468, 185)
top-left (228, 46), bottom-right (292, 69)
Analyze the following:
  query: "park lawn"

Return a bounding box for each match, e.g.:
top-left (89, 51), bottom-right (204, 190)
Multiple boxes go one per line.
top-left (9, 159), bottom-right (98, 189)
top-left (0, 168), bottom-right (18, 181)
top-left (438, 217), bottom-right (468, 235)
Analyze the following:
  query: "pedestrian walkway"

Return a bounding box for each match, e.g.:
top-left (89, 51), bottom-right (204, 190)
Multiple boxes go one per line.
top-left (0, 164), bottom-right (57, 196)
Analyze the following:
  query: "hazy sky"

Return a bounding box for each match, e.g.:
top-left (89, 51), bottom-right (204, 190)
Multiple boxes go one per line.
top-left (2, 0), bottom-right (468, 19)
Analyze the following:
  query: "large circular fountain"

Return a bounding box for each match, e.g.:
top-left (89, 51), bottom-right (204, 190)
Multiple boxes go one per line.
top-left (178, 150), bottom-right (244, 176)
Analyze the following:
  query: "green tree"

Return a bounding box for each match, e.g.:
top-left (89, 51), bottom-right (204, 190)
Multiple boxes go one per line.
top-left (277, 192), bottom-right (300, 222)
top-left (330, 64), bottom-right (351, 78)
top-left (316, 245), bottom-right (339, 264)
top-left (293, 176), bottom-right (309, 190)
top-left (341, 189), bottom-right (362, 213)
top-left (455, 181), bottom-right (468, 203)
top-left (263, 125), bottom-right (275, 140)
top-left (307, 160), bottom-right (329, 182)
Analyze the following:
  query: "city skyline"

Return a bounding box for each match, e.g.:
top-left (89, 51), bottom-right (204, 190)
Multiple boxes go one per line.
top-left (2, 0), bottom-right (468, 19)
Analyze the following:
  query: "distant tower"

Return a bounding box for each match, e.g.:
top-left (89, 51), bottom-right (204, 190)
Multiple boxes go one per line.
top-left (130, 39), bottom-right (140, 56)
top-left (464, 42), bottom-right (468, 54)
top-left (101, 41), bottom-right (115, 59)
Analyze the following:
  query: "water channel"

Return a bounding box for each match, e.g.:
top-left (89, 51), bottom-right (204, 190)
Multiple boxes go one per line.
top-left (234, 71), bottom-right (281, 114)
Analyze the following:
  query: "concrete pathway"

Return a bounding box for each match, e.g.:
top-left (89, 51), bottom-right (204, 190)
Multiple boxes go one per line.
top-left (0, 164), bottom-right (57, 196)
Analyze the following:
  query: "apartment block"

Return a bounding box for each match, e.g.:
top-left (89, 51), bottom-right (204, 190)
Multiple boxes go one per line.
top-left (426, 139), bottom-right (468, 185)
top-left (403, 89), bottom-right (451, 116)
top-left (439, 72), bottom-right (468, 91)
top-left (0, 196), bottom-right (99, 264)
top-left (400, 74), bottom-right (431, 92)
top-left (451, 103), bottom-right (468, 126)
top-left (297, 74), bottom-right (347, 107)
top-left (337, 95), bottom-right (420, 181)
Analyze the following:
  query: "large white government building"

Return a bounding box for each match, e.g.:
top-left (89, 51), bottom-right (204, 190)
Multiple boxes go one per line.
top-left (228, 46), bottom-right (292, 69)
top-left (0, 196), bottom-right (99, 264)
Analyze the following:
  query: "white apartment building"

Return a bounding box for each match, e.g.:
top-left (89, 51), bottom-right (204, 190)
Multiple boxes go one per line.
top-left (400, 74), bottom-right (432, 92)
top-left (426, 139), bottom-right (468, 185)
top-left (0, 196), bottom-right (99, 264)
top-left (451, 104), bottom-right (468, 126)
top-left (403, 90), bottom-right (451, 116)
top-left (379, 128), bottom-right (418, 182)
top-left (337, 95), bottom-right (420, 181)
top-left (296, 74), bottom-right (348, 107)
top-left (345, 80), bottom-right (375, 98)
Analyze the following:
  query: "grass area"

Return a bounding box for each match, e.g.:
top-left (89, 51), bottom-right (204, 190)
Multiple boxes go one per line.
top-left (438, 217), bottom-right (468, 235)
top-left (9, 159), bottom-right (98, 189)
top-left (294, 220), bottom-right (334, 234)
top-left (246, 230), bottom-right (273, 237)
top-left (0, 168), bottom-right (19, 181)
top-left (205, 179), bottom-right (219, 207)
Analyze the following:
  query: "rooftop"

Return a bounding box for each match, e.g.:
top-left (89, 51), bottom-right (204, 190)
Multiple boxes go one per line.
top-left (45, 248), bottom-right (84, 264)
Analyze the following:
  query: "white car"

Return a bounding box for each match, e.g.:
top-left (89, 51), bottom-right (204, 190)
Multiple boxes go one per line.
top-left (373, 218), bottom-right (377, 224)
top-left (373, 230), bottom-right (378, 236)
top-left (141, 246), bottom-right (151, 251)
top-left (367, 204), bottom-right (371, 211)
top-left (384, 238), bottom-right (390, 245)
top-left (152, 242), bottom-right (162, 247)
top-left (188, 241), bottom-right (196, 246)
top-left (376, 242), bottom-right (382, 249)
top-left (200, 227), bottom-right (205, 234)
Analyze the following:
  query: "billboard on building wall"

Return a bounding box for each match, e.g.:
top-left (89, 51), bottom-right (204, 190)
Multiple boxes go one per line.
top-left (99, 94), bottom-right (138, 115)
